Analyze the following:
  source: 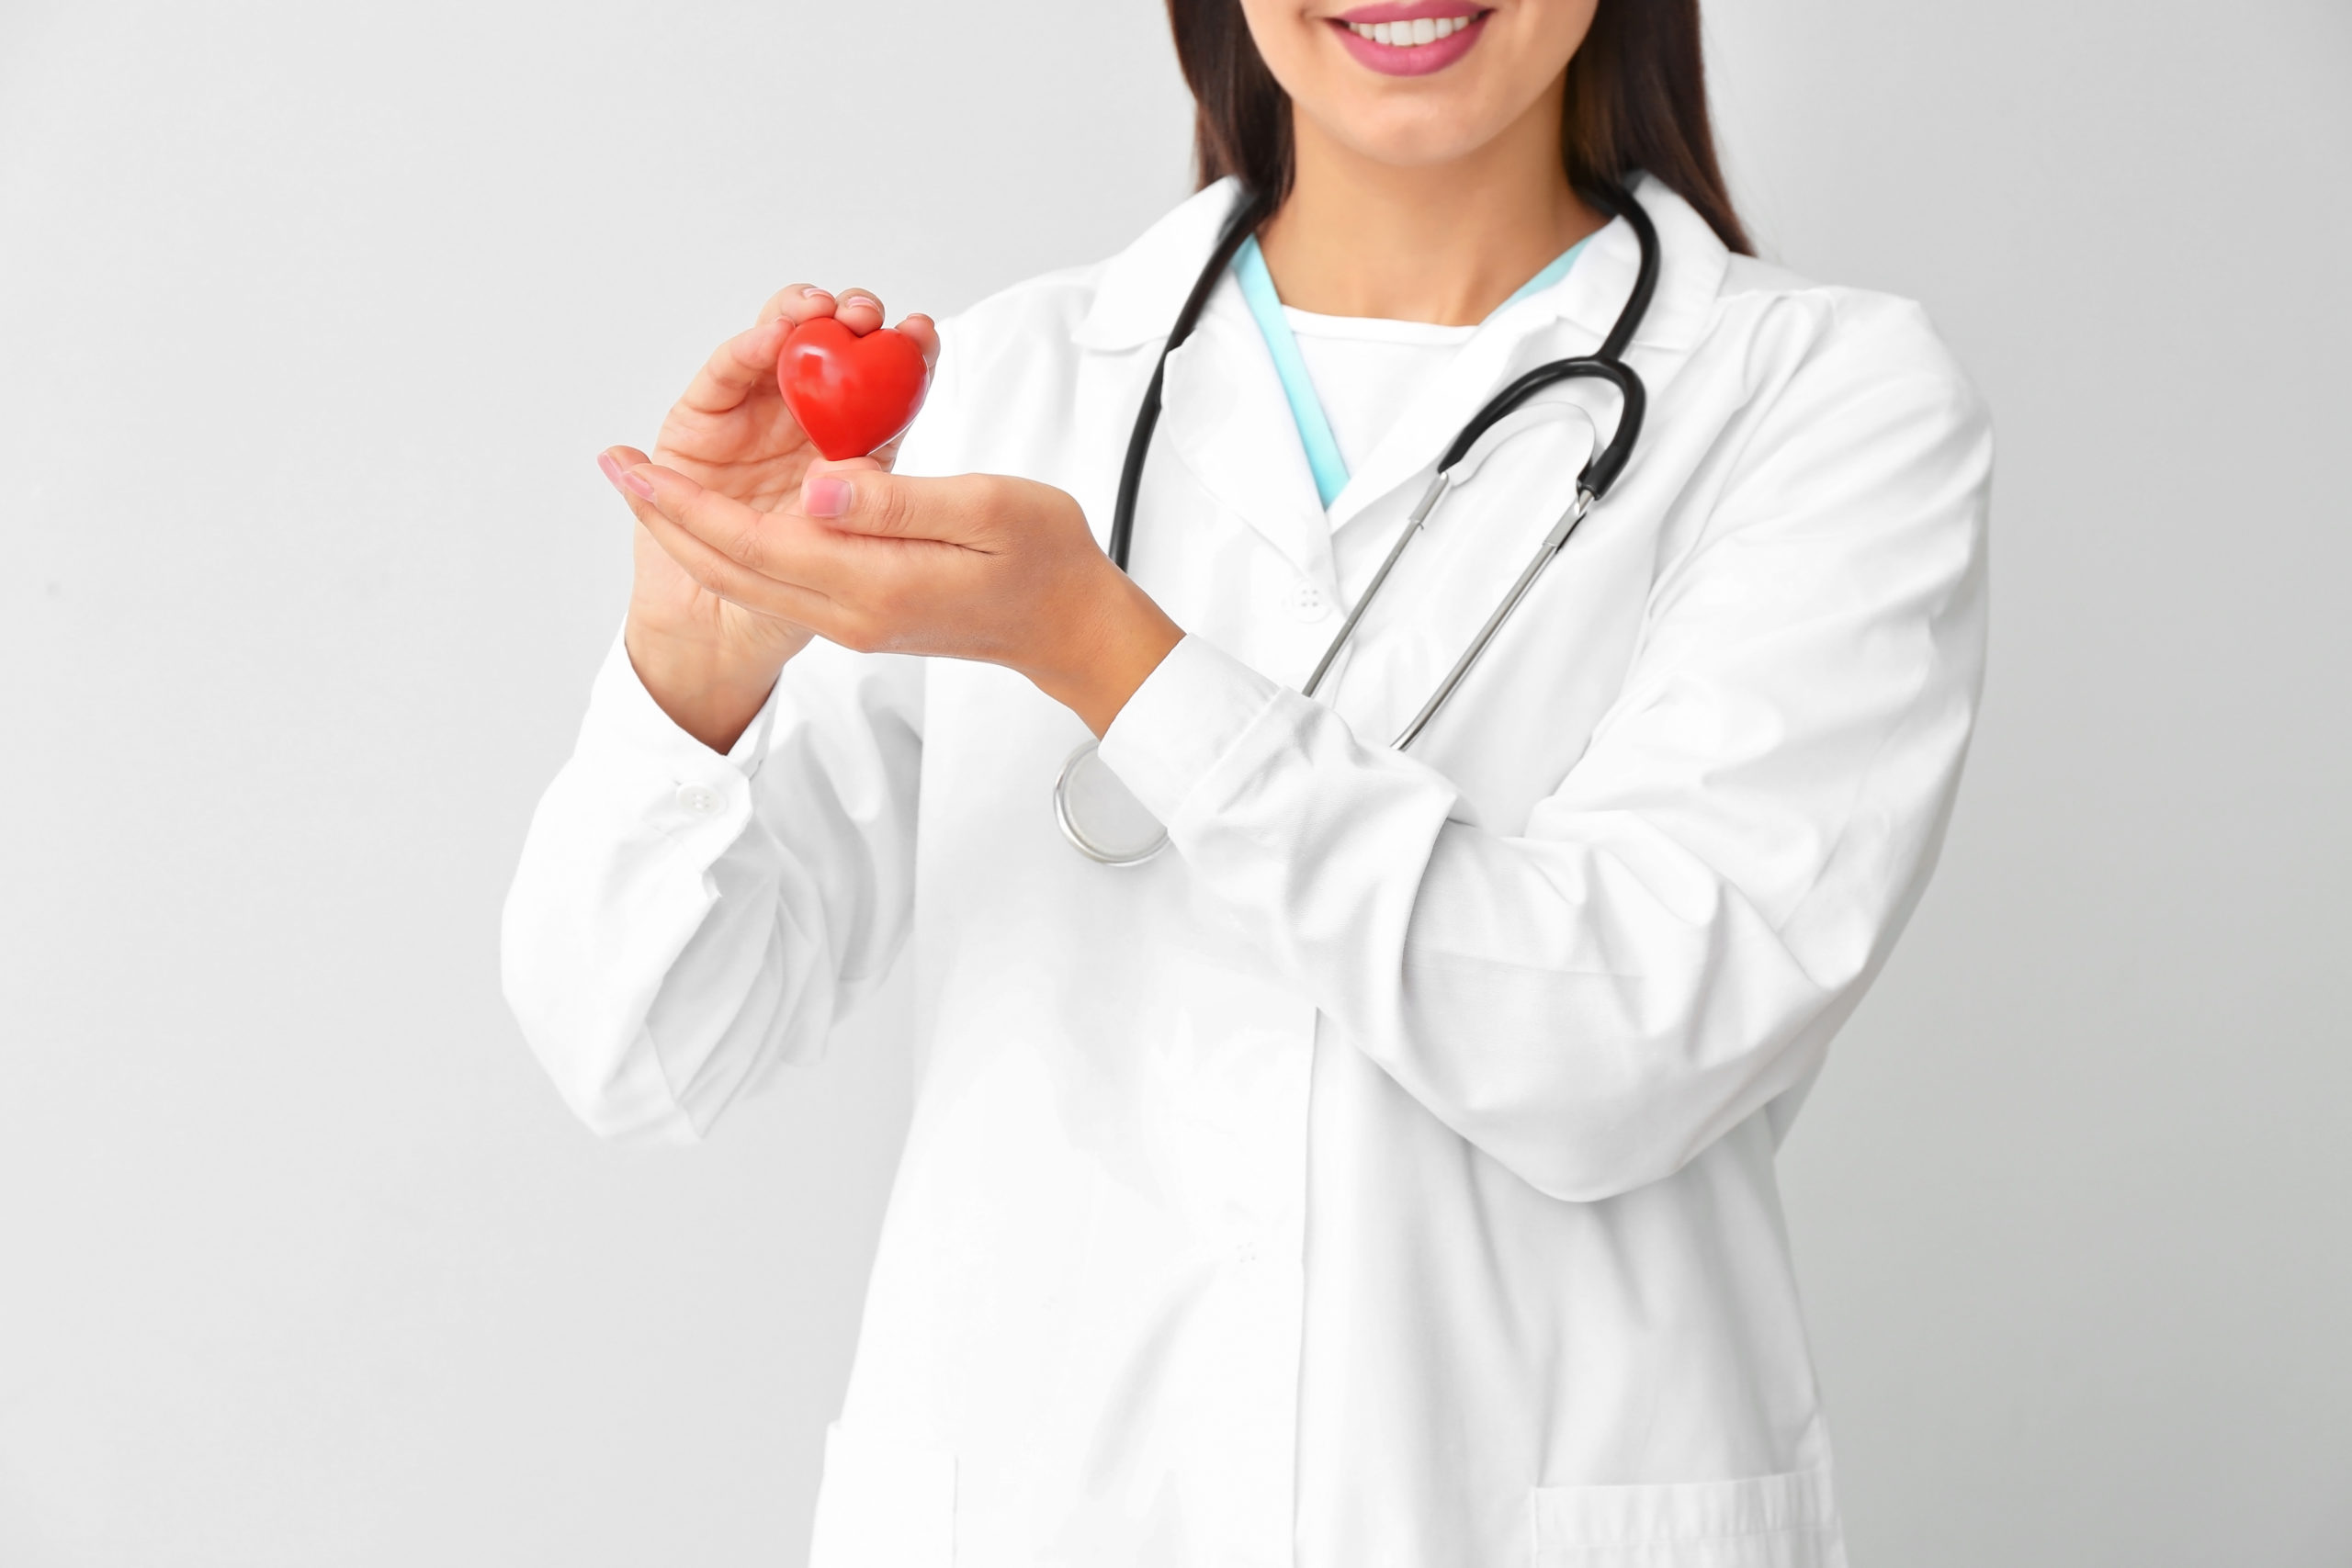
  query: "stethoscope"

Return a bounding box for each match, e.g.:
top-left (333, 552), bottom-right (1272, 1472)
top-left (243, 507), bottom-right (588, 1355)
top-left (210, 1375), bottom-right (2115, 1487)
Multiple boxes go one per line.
top-left (1054, 184), bottom-right (1660, 865)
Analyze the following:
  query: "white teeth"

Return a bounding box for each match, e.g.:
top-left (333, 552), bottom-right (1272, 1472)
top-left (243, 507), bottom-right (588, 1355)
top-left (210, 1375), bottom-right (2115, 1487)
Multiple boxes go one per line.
top-left (1349, 15), bottom-right (1476, 46)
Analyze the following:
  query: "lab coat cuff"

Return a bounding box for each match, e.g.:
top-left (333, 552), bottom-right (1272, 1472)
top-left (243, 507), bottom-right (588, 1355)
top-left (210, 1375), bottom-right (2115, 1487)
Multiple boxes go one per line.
top-left (573, 630), bottom-right (768, 840)
top-left (1098, 635), bottom-right (1285, 826)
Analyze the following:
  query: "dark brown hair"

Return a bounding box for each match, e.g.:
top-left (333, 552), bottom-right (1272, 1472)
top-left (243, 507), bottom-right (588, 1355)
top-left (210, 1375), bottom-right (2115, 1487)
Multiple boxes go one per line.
top-left (1165, 1), bottom-right (1753, 255)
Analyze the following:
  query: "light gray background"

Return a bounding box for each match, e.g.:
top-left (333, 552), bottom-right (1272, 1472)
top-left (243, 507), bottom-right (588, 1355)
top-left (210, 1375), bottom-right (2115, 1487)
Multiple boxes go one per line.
top-left (2, 1), bottom-right (2346, 1563)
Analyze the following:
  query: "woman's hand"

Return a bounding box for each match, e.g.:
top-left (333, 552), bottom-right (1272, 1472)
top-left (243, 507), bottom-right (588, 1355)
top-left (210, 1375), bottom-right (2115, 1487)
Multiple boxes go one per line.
top-left (605, 287), bottom-right (938, 751)
top-left (608, 456), bottom-right (1185, 738)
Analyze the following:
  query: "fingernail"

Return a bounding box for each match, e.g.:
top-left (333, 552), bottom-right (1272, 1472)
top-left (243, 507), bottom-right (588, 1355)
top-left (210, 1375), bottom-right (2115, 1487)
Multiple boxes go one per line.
top-left (619, 465), bottom-right (658, 500)
top-left (801, 287), bottom-right (833, 301)
top-left (597, 451), bottom-right (647, 497)
top-left (597, 451), bottom-right (626, 490)
top-left (804, 475), bottom-right (854, 518)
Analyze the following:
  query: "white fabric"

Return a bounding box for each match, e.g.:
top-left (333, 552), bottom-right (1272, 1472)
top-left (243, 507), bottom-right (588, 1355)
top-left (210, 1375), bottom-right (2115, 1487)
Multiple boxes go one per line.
top-left (503, 175), bottom-right (1991, 1568)
top-left (1283, 306), bottom-right (1474, 481)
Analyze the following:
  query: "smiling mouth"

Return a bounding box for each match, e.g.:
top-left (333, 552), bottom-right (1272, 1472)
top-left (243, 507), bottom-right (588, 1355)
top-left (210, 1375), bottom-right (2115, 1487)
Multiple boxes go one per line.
top-left (1339, 10), bottom-right (1487, 47)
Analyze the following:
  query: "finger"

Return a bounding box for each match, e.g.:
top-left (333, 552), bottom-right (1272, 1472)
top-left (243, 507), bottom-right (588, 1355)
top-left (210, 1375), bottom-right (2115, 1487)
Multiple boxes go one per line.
top-left (895, 312), bottom-right (941, 369)
top-left (606, 446), bottom-right (734, 555)
top-left (833, 288), bottom-right (886, 335)
top-left (755, 282), bottom-right (842, 328)
top-left (627, 465), bottom-right (853, 629)
top-left (636, 458), bottom-right (878, 594)
top-left (675, 317), bottom-right (796, 417)
top-left (599, 446), bottom-right (662, 528)
top-left (644, 504), bottom-right (852, 637)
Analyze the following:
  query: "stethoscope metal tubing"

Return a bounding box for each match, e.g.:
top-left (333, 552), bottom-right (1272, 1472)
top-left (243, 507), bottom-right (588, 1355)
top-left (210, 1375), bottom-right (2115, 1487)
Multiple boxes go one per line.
top-left (1301, 470), bottom-right (1448, 700)
top-left (1394, 488), bottom-right (1593, 750)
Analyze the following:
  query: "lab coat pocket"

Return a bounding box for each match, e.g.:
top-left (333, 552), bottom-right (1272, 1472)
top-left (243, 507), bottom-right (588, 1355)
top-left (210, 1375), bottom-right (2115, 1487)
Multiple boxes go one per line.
top-left (807, 1421), bottom-right (956, 1568)
top-left (1531, 1466), bottom-right (1842, 1568)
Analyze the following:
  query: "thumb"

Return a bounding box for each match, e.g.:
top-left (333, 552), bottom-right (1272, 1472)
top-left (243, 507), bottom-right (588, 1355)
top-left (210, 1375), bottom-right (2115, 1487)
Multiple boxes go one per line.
top-left (797, 457), bottom-right (930, 540)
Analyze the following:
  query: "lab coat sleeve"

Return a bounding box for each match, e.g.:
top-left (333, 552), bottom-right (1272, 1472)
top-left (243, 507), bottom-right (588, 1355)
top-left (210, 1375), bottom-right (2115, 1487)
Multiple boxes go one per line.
top-left (1098, 297), bottom-right (1991, 1201)
top-left (500, 633), bottom-right (924, 1143)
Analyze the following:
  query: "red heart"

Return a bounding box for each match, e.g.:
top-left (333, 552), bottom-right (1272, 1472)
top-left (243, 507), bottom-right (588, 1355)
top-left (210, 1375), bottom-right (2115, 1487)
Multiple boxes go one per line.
top-left (775, 318), bottom-right (932, 461)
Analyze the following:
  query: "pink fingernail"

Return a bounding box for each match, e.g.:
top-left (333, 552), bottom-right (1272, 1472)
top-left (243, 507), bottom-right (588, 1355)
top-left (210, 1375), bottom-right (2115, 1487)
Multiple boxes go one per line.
top-left (619, 466), bottom-right (658, 500)
top-left (597, 452), bottom-right (628, 491)
top-left (804, 476), bottom-right (854, 518)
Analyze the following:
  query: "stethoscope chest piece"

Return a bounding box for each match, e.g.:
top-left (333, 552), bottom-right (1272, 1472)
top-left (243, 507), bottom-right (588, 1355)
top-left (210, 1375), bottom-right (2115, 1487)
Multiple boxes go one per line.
top-left (1054, 740), bottom-right (1169, 865)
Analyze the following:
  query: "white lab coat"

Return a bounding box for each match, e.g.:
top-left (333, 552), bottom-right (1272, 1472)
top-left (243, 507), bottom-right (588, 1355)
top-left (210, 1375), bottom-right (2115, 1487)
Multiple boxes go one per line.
top-left (503, 174), bottom-right (1991, 1568)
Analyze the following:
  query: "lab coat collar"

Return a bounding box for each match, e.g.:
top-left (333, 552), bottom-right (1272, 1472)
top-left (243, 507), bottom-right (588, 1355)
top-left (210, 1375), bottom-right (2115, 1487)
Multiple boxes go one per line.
top-left (1072, 179), bottom-right (1251, 353)
top-left (1545, 171), bottom-right (1728, 366)
top-left (1073, 173), bottom-right (1725, 367)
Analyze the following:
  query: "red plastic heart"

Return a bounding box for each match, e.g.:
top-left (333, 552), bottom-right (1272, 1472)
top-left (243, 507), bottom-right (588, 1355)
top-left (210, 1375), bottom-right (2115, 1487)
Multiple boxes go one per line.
top-left (775, 318), bottom-right (932, 462)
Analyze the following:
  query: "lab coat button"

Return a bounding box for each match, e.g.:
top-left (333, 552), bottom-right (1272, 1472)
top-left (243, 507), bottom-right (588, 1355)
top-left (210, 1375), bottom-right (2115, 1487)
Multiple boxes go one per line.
top-left (1284, 580), bottom-right (1333, 621)
top-left (674, 783), bottom-right (724, 817)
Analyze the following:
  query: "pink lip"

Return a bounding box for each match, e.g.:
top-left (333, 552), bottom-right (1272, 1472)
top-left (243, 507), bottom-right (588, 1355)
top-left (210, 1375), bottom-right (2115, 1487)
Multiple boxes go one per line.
top-left (1329, 6), bottom-right (1491, 77)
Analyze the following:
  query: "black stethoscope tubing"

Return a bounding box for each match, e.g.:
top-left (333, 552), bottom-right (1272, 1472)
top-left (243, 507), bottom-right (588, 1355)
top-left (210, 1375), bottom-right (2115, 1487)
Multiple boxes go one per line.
top-left (1111, 182), bottom-right (1657, 575)
top-left (1057, 184), bottom-right (1660, 864)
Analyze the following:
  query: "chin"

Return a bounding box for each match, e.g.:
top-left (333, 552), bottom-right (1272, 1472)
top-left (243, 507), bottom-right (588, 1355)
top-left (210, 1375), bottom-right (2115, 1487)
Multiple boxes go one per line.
top-left (1315, 96), bottom-right (1520, 169)
top-left (1336, 127), bottom-right (1507, 171)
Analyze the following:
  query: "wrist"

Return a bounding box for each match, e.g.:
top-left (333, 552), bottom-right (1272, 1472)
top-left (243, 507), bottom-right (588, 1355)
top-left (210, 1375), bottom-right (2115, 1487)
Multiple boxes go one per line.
top-left (1029, 571), bottom-right (1185, 738)
top-left (623, 619), bottom-right (790, 754)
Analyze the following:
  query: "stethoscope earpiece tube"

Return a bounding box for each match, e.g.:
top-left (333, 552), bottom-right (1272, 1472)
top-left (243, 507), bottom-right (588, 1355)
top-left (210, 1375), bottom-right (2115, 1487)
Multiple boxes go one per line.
top-left (1432, 182), bottom-right (1657, 502)
top-left (1107, 191), bottom-right (1277, 573)
top-left (1587, 183), bottom-right (1661, 364)
top-left (1068, 190), bottom-right (1272, 871)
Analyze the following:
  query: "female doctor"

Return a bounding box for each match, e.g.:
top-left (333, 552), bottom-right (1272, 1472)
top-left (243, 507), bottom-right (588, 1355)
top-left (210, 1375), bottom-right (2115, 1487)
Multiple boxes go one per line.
top-left (504, 1), bottom-right (1990, 1563)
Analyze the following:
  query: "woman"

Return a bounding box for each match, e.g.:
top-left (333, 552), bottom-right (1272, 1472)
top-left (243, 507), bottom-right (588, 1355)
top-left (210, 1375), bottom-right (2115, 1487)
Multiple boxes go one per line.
top-left (504, 1), bottom-right (1990, 1562)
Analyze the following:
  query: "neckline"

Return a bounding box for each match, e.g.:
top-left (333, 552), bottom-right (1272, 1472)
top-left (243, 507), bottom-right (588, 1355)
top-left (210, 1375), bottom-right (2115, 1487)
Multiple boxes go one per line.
top-left (1231, 239), bottom-right (1351, 507)
top-left (1281, 307), bottom-right (1477, 345)
top-left (1229, 233), bottom-right (1594, 510)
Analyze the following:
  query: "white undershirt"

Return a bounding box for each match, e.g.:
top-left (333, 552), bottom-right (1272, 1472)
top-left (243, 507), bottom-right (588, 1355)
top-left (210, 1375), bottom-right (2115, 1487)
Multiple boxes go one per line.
top-left (1282, 306), bottom-right (1476, 482)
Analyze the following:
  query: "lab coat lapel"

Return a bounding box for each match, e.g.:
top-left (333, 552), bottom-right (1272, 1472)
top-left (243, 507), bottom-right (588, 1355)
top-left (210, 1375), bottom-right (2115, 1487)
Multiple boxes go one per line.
top-left (1157, 299), bottom-right (1337, 589)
